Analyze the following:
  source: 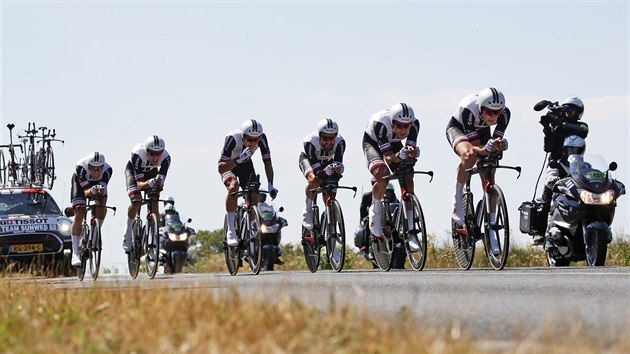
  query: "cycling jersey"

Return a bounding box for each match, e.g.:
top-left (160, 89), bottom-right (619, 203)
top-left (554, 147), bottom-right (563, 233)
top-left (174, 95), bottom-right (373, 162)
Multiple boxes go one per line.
top-left (129, 143), bottom-right (171, 181)
top-left (300, 131), bottom-right (346, 175)
top-left (364, 109), bottom-right (420, 153)
top-left (447, 94), bottom-right (511, 148)
top-left (219, 129), bottom-right (271, 163)
top-left (70, 156), bottom-right (113, 208)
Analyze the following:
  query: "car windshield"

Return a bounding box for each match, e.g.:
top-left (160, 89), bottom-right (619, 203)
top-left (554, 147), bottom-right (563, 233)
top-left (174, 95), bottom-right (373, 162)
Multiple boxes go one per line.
top-left (0, 191), bottom-right (62, 216)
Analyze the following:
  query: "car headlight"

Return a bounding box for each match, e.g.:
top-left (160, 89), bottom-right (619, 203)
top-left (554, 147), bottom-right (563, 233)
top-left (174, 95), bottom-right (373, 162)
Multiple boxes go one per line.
top-left (57, 219), bottom-right (72, 236)
top-left (579, 189), bottom-right (615, 205)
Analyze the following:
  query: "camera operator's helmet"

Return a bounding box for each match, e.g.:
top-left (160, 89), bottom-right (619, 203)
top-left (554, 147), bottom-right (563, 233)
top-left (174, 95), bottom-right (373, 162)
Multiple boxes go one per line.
top-left (562, 96), bottom-right (584, 120)
top-left (316, 119), bottom-right (339, 135)
top-left (389, 103), bottom-right (415, 124)
top-left (563, 135), bottom-right (586, 156)
top-left (241, 119), bottom-right (264, 138)
top-left (478, 87), bottom-right (505, 111)
top-left (88, 152), bottom-right (105, 167)
top-left (144, 135), bottom-right (165, 152)
top-left (386, 183), bottom-right (395, 191)
top-left (165, 203), bottom-right (176, 213)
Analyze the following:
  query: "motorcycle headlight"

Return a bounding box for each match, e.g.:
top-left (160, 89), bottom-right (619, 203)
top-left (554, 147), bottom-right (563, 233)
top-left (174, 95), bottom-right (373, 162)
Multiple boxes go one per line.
top-left (579, 189), bottom-right (615, 205)
top-left (57, 219), bottom-right (72, 236)
top-left (260, 225), bottom-right (269, 233)
top-left (169, 233), bottom-right (188, 241)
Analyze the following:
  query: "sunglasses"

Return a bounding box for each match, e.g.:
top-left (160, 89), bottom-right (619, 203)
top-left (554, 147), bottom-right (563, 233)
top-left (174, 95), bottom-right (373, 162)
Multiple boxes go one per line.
top-left (147, 150), bottom-right (162, 157)
top-left (88, 166), bottom-right (103, 172)
top-left (482, 107), bottom-right (503, 116)
top-left (393, 121), bottom-right (411, 129)
top-left (319, 134), bottom-right (336, 142)
top-left (244, 135), bottom-right (260, 143)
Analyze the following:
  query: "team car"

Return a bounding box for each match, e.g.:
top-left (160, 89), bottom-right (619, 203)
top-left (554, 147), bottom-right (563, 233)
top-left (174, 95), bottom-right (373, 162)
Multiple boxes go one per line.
top-left (0, 187), bottom-right (73, 274)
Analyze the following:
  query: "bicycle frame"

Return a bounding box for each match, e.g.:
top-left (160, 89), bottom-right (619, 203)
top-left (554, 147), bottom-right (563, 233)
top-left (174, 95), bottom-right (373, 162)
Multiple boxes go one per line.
top-left (308, 177), bottom-right (356, 243)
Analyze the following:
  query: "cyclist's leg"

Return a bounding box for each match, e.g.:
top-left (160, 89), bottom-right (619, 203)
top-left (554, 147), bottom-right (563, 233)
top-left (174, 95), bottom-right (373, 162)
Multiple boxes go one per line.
top-left (70, 175), bottom-right (86, 265)
top-left (299, 153), bottom-right (321, 230)
top-left (94, 194), bottom-right (108, 221)
top-left (124, 162), bottom-right (141, 252)
top-left (363, 138), bottom-right (389, 237)
top-left (450, 125), bottom-right (479, 228)
top-left (221, 170), bottom-right (240, 246)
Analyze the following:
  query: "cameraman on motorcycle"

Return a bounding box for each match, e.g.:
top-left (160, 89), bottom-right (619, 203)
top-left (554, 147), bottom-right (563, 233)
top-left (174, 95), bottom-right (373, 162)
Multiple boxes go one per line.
top-left (535, 97), bottom-right (589, 245)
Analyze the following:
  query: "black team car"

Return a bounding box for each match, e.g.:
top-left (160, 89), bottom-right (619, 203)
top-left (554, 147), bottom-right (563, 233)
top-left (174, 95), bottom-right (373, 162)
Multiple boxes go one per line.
top-left (0, 187), bottom-right (74, 275)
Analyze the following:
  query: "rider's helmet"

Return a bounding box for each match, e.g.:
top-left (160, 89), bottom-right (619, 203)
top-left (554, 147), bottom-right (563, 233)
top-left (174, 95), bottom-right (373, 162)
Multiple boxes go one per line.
top-left (241, 119), bottom-right (264, 138)
top-left (165, 203), bottom-right (176, 213)
top-left (316, 119), bottom-right (339, 135)
top-left (163, 195), bottom-right (174, 207)
top-left (563, 135), bottom-right (586, 156)
top-left (562, 96), bottom-right (584, 120)
top-left (144, 135), bottom-right (165, 152)
top-left (478, 87), bottom-right (505, 111)
top-left (88, 152), bottom-right (105, 167)
top-left (389, 103), bottom-right (415, 124)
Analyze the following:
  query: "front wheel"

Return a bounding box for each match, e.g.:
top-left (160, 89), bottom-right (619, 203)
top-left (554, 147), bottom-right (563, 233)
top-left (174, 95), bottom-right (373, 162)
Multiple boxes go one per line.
top-left (128, 219), bottom-right (142, 279)
top-left (585, 227), bottom-right (608, 266)
top-left (223, 215), bottom-right (240, 276)
top-left (483, 185), bottom-right (510, 270)
top-left (404, 194), bottom-right (428, 271)
top-left (246, 206), bottom-right (263, 275)
top-left (453, 192), bottom-right (476, 270)
top-left (322, 200), bottom-right (346, 272)
top-left (76, 224), bottom-right (89, 281)
top-left (145, 213), bottom-right (160, 278)
top-left (89, 219), bottom-right (102, 280)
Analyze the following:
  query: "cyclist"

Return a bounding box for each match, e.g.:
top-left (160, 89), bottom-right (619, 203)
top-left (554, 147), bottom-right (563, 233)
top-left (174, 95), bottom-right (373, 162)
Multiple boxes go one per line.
top-left (69, 152), bottom-right (113, 267)
top-left (219, 119), bottom-right (278, 246)
top-left (122, 135), bottom-right (171, 253)
top-left (300, 119), bottom-right (346, 230)
top-left (535, 97), bottom-right (588, 245)
top-left (446, 87), bottom-right (510, 255)
top-left (362, 102), bottom-right (420, 250)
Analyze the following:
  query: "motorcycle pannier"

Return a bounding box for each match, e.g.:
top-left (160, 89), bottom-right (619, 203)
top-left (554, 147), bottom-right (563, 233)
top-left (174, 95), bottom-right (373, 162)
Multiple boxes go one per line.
top-left (519, 200), bottom-right (546, 236)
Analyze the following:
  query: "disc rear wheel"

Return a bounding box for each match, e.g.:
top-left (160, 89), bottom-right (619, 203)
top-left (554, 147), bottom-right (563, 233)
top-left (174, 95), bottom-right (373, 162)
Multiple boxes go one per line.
top-left (223, 215), bottom-right (240, 276)
top-left (247, 206), bottom-right (263, 275)
top-left (76, 224), bottom-right (89, 281)
top-left (453, 192), bottom-right (476, 270)
top-left (127, 219), bottom-right (142, 279)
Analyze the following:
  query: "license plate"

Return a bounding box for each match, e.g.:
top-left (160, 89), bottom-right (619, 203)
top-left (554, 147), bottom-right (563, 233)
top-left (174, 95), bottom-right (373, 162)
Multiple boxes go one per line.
top-left (11, 244), bottom-right (44, 253)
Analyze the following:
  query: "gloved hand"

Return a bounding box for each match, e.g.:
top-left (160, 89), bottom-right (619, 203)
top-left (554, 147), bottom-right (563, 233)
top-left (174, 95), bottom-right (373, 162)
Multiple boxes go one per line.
top-left (545, 174), bottom-right (560, 188)
top-left (325, 164), bottom-right (334, 176)
top-left (336, 163), bottom-right (345, 174)
top-left (147, 177), bottom-right (160, 188)
top-left (90, 185), bottom-right (99, 195)
top-left (235, 148), bottom-right (253, 164)
top-left (399, 148), bottom-right (408, 160)
top-left (501, 138), bottom-right (509, 151)
top-left (268, 182), bottom-right (278, 199)
top-left (484, 139), bottom-right (495, 152)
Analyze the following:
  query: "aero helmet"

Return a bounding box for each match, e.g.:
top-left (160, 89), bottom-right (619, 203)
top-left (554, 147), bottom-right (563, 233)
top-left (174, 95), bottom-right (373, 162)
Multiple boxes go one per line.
top-left (241, 119), bottom-right (264, 138)
top-left (478, 87), bottom-right (505, 111)
top-left (389, 103), bottom-right (415, 124)
top-left (88, 152), bottom-right (105, 167)
top-left (316, 119), bottom-right (339, 135)
top-left (145, 135), bottom-right (165, 152)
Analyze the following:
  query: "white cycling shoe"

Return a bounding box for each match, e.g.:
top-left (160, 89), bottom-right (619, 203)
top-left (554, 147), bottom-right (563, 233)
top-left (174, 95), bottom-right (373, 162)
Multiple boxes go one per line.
top-left (71, 254), bottom-right (81, 267)
top-left (488, 231), bottom-right (501, 257)
top-left (226, 229), bottom-right (239, 247)
top-left (330, 245), bottom-right (341, 264)
top-left (408, 236), bottom-right (420, 252)
top-left (369, 205), bottom-right (383, 238)
top-left (302, 207), bottom-right (313, 230)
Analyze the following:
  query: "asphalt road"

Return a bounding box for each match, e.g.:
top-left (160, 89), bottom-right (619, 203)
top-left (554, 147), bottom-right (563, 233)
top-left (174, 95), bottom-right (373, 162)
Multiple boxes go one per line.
top-left (40, 266), bottom-right (630, 343)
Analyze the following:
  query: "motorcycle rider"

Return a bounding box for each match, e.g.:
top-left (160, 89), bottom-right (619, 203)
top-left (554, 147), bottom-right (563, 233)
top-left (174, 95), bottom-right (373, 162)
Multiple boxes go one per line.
top-left (258, 193), bottom-right (286, 266)
top-left (446, 88), bottom-right (510, 256)
top-left (544, 135), bottom-right (587, 251)
top-left (160, 196), bottom-right (179, 227)
top-left (219, 119), bottom-right (278, 246)
top-left (122, 135), bottom-right (171, 253)
top-left (535, 97), bottom-right (589, 245)
top-left (69, 152), bottom-right (113, 267)
top-left (363, 103), bottom-right (420, 251)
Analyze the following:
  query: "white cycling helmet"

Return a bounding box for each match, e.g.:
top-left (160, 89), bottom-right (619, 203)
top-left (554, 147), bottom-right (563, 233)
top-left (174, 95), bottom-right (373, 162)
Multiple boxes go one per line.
top-left (478, 87), bottom-right (505, 111)
top-left (389, 103), bottom-right (415, 124)
top-left (562, 96), bottom-right (584, 119)
top-left (241, 119), bottom-right (264, 138)
top-left (144, 135), bottom-right (165, 152)
top-left (563, 135), bottom-right (586, 156)
top-left (88, 151), bottom-right (105, 167)
top-left (316, 119), bottom-right (339, 135)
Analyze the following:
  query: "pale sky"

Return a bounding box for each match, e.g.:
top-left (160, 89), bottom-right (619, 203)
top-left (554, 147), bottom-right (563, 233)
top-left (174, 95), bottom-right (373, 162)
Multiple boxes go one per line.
top-left (1, 1), bottom-right (628, 271)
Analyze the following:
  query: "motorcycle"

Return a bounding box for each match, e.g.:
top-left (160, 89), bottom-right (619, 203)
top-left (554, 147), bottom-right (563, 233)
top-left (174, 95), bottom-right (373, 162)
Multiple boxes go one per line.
top-left (258, 200), bottom-right (287, 271)
top-left (354, 200), bottom-right (407, 269)
top-left (544, 155), bottom-right (625, 266)
top-left (159, 213), bottom-right (195, 273)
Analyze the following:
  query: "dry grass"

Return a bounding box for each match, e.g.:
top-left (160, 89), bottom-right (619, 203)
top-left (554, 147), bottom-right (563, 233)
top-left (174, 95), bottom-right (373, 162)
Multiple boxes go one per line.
top-left (1, 279), bottom-right (628, 354)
